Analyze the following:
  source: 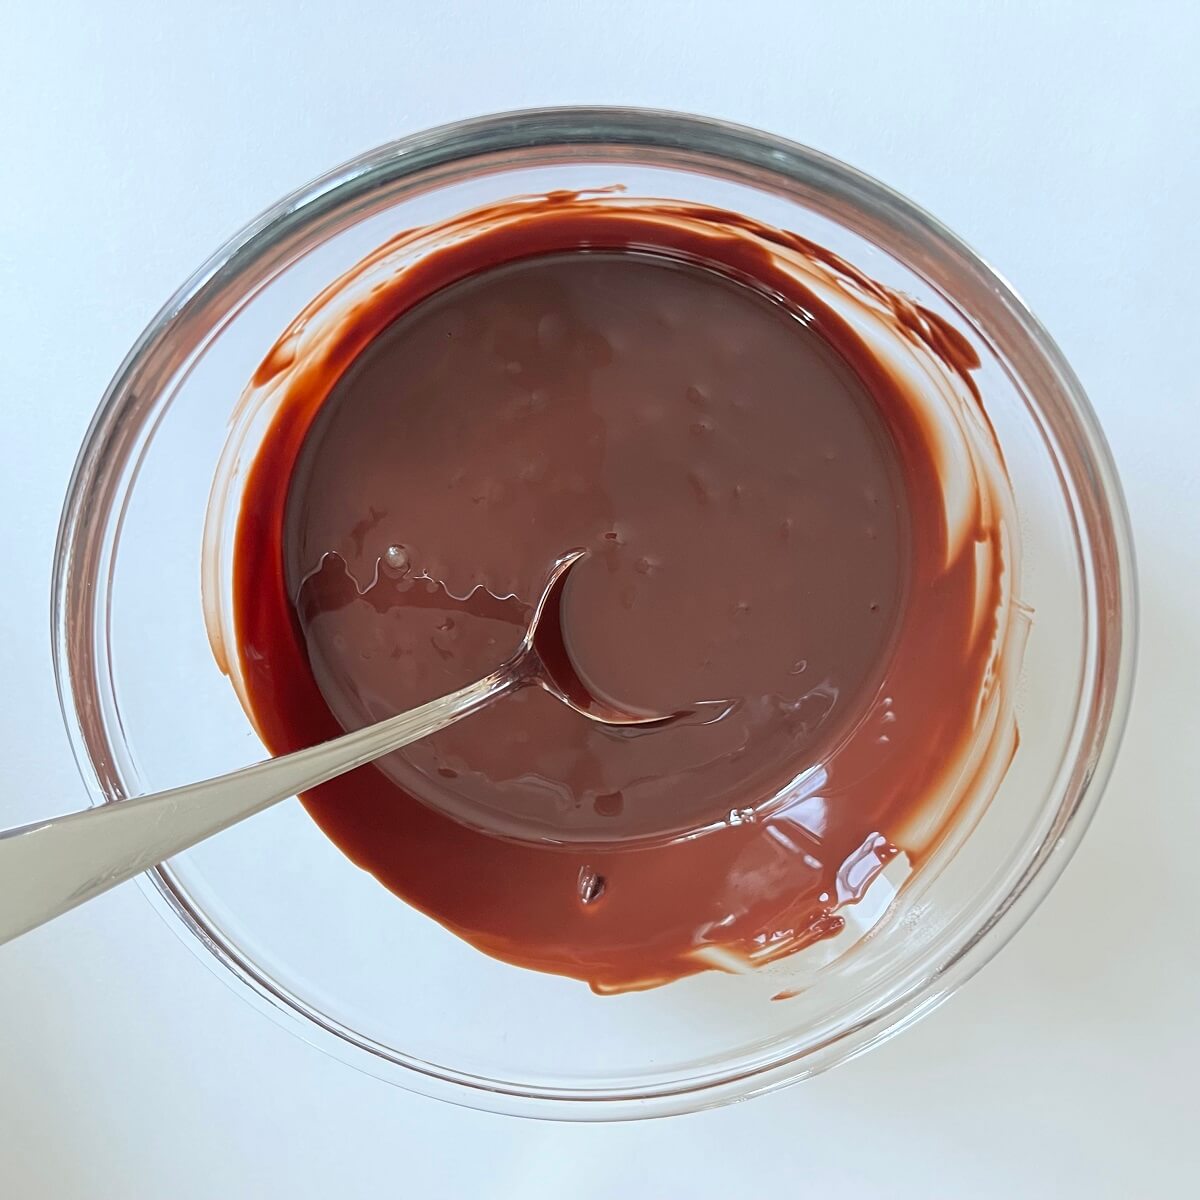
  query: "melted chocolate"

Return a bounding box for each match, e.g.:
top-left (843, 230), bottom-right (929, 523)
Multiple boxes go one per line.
top-left (222, 194), bottom-right (1019, 993)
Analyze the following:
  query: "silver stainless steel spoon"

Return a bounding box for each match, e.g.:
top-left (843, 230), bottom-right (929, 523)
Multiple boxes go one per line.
top-left (0, 550), bottom-right (660, 946)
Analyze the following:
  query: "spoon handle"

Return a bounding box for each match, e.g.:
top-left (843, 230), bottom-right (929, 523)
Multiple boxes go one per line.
top-left (0, 667), bottom-right (516, 946)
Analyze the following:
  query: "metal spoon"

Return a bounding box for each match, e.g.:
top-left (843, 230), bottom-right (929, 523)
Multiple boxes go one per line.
top-left (0, 550), bottom-right (659, 945)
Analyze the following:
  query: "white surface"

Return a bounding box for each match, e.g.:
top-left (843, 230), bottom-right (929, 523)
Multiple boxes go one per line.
top-left (1, 2), bottom-right (1196, 1195)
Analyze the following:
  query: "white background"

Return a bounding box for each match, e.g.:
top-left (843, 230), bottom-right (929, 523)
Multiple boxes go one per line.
top-left (1, 3), bottom-right (1197, 1196)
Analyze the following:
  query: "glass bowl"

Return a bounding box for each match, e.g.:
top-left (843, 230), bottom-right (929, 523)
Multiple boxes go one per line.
top-left (52, 108), bottom-right (1136, 1120)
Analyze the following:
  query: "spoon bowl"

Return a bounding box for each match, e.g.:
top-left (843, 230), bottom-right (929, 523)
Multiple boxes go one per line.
top-left (523, 549), bottom-right (670, 726)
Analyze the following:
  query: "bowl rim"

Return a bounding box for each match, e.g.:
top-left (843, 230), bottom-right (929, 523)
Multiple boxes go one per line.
top-left (51, 105), bottom-right (1138, 1120)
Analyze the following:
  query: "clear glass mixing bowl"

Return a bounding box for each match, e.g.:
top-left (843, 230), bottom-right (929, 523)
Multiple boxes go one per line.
top-left (52, 108), bottom-right (1136, 1119)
